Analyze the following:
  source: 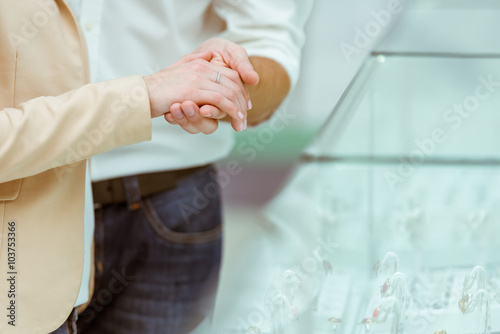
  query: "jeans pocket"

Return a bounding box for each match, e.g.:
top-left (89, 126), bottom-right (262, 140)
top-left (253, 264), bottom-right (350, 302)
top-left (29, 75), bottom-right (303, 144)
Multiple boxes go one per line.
top-left (141, 198), bottom-right (222, 244)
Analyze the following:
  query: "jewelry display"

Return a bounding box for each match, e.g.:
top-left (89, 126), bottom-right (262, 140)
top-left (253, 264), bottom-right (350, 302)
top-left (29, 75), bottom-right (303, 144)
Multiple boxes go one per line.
top-left (380, 272), bottom-right (407, 328)
top-left (246, 326), bottom-right (262, 334)
top-left (360, 318), bottom-right (374, 334)
top-left (486, 264), bottom-right (500, 303)
top-left (282, 270), bottom-right (301, 301)
top-left (380, 272), bottom-right (407, 302)
top-left (281, 270), bottom-right (301, 320)
top-left (408, 270), bottom-right (457, 311)
top-left (373, 252), bottom-right (399, 279)
top-left (394, 266), bottom-right (499, 334)
top-left (328, 317), bottom-right (342, 334)
top-left (313, 271), bottom-right (350, 334)
top-left (359, 297), bottom-right (402, 334)
top-left (257, 269), bottom-right (298, 334)
top-left (459, 266), bottom-right (490, 334)
top-left (391, 203), bottom-right (424, 246)
top-left (458, 288), bottom-right (491, 334)
top-left (271, 293), bottom-right (293, 334)
top-left (462, 266), bottom-right (487, 302)
top-left (217, 24), bottom-right (500, 333)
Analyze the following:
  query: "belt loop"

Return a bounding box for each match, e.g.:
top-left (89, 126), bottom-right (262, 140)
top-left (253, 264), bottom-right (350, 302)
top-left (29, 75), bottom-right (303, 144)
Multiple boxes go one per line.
top-left (123, 176), bottom-right (142, 211)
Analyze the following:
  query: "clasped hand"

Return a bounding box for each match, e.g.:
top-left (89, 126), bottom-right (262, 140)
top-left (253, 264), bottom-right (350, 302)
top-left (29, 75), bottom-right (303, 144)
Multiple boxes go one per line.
top-left (144, 38), bottom-right (259, 134)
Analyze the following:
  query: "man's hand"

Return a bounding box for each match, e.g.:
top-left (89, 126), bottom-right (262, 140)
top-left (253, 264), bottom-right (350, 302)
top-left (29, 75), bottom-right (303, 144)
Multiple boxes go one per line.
top-left (143, 52), bottom-right (248, 131)
top-left (164, 39), bottom-right (260, 134)
top-left (196, 38), bottom-right (260, 87)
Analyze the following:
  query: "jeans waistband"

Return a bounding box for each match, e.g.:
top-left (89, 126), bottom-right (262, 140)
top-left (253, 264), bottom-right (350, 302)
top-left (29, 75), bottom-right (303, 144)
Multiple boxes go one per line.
top-left (92, 165), bottom-right (210, 210)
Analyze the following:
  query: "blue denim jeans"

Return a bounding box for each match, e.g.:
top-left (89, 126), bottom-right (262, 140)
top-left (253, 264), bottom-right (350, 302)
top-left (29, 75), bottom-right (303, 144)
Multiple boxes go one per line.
top-left (50, 309), bottom-right (78, 334)
top-left (77, 166), bottom-right (222, 334)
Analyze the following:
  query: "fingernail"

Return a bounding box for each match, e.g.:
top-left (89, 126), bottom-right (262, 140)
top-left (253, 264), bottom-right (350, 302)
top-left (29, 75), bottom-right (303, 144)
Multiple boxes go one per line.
top-left (238, 111), bottom-right (245, 120)
top-left (248, 100), bottom-right (253, 110)
top-left (244, 119), bottom-right (248, 130)
top-left (185, 106), bottom-right (195, 117)
top-left (239, 122), bottom-right (245, 132)
top-left (172, 110), bottom-right (184, 119)
top-left (206, 114), bottom-right (213, 117)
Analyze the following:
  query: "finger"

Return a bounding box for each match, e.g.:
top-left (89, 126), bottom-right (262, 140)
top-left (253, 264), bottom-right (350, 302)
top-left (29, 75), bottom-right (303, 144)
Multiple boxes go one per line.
top-left (235, 60), bottom-right (260, 86)
top-left (225, 45), bottom-right (260, 86)
top-left (198, 68), bottom-right (249, 119)
top-left (164, 112), bottom-right (178, 124)
top-left (181, 101), bottom-right (219, 135)
top-left (230, 115), bottom-right (247, 132)
top-left (213, 72), bottom-right (248, 114)
top-left (187, 60), bottom-right (249, 114)
top-left (170, 102), bottom-right (201, 134)
top-left (170, 103), bottom-right (183, 120)
top-left (197, 60), bottom-right (250, 109)
top-left (213, 67), bottom-right (250, 111)
top-left (173, 51), bottom-right (212, 66)
top-left (199, 105), bottom-right (227, 120)
top-left (195, 87), bottom-right (246, 130)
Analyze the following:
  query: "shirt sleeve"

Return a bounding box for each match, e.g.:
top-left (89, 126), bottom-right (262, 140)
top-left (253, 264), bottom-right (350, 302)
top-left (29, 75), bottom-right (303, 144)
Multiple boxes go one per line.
top-left (213, 0), bottom-right (314, 89)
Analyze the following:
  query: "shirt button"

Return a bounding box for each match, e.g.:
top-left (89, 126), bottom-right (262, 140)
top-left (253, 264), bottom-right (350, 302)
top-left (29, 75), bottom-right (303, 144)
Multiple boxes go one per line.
top-left (85, 21), bottom-right (95, 32)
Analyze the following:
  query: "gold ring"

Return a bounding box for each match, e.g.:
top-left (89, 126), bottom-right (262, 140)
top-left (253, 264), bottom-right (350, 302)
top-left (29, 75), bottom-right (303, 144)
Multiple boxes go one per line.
top-left (246, 326), bottom-right (261, 334)
top-left (459, 294), bottom-right (472, 314)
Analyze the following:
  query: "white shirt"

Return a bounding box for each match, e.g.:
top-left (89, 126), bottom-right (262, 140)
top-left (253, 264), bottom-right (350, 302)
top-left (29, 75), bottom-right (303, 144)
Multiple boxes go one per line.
top-left (74, 163), bottom-right (94, 306)
top-left (66, 0), bottom-right (313, 181)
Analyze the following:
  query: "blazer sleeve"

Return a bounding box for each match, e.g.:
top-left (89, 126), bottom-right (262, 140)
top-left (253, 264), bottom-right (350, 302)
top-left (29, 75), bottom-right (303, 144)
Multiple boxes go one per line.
top-left (0, 75), bottom-right (152, 183)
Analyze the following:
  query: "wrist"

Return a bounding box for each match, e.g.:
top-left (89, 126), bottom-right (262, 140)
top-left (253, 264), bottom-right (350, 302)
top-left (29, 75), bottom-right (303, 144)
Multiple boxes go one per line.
top-left (143, 74), bottom-right (166, 118)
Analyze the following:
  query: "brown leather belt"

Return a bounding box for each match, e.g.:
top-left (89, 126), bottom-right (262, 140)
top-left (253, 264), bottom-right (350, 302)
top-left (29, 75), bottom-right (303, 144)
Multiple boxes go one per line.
top-left (92, 165), bottom-right (209, 206)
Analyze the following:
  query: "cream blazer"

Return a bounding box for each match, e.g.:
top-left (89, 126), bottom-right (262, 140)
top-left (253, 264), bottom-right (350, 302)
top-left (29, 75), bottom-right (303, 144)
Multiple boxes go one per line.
top-left (0, 0), bottom-right (152, 332)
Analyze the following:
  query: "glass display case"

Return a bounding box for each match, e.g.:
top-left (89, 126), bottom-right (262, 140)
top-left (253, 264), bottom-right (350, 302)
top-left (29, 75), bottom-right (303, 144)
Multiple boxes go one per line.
top-left (211, 1), bottom-right (500, 333)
